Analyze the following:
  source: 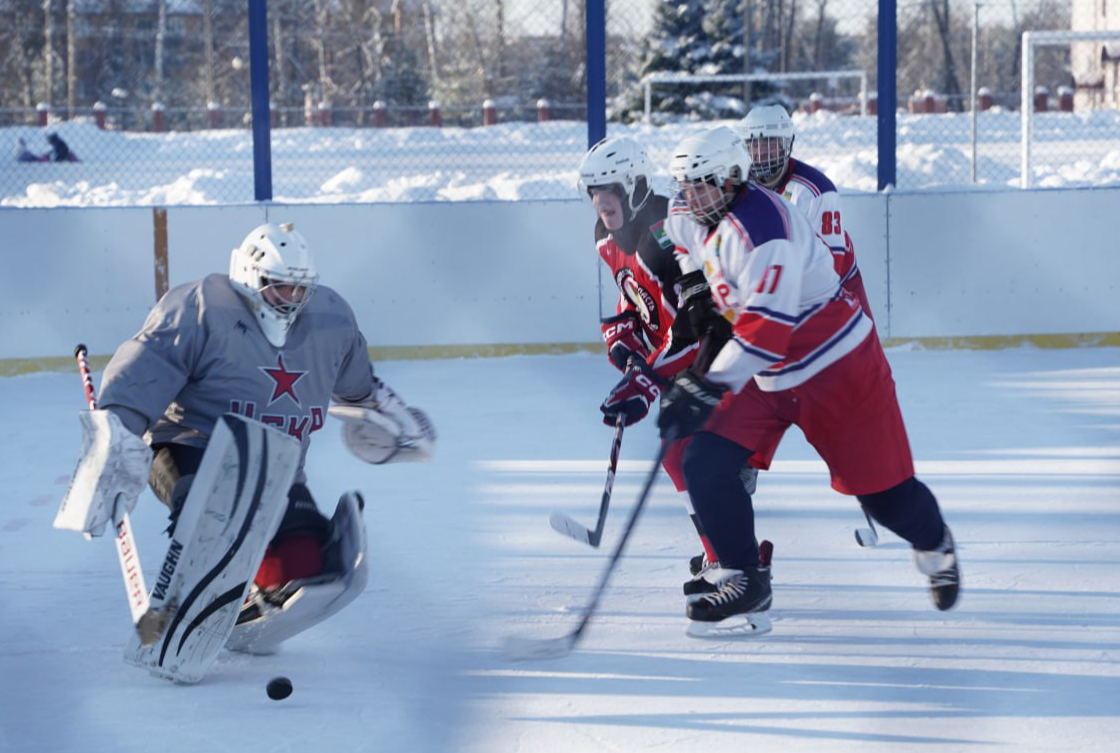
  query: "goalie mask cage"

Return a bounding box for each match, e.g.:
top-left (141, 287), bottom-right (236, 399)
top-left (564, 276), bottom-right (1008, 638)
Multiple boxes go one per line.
top-left (1021, 29), bottom-right (1120, 188)
top-left (640, 70), bottom-right (870, 122)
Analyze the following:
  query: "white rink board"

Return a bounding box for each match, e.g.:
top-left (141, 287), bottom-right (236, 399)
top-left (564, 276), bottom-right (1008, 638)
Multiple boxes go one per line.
top-left (886, 187), bottom-right (1120, 338)
top-left (0, 206), bottom-right (157, 359)
top-left (0, 187), bottom-right (1117, 362)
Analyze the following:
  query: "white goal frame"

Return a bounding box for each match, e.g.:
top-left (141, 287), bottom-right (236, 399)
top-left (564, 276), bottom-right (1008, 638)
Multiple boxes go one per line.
top-left (1021, 29), bottom-right (1120, 188)
top-left (640, 70), bottom-right (869, 122)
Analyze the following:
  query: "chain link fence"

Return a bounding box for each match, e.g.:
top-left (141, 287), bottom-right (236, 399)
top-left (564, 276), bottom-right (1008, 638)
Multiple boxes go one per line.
top-left (1, 0), bottom-right (1116, 206)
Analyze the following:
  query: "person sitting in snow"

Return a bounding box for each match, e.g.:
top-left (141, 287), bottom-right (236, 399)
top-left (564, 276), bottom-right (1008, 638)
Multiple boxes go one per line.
top-left (46, 133), bottom-right (79, 162)
top-left (14, 137), bottom-right (45, 163)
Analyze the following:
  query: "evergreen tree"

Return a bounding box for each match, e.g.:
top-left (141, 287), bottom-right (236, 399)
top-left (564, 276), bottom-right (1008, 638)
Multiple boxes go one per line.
top-left (621, 0), bottom-right (750, 123)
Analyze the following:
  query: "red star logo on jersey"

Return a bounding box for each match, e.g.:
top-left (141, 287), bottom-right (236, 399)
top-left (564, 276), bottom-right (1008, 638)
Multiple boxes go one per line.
top-left (260, 354), bottom-right (307, 407)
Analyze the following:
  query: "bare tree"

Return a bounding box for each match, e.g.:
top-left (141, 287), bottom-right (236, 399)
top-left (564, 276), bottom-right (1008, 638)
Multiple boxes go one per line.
top-left (66, 0), bottom-right (75, 115)
top-left (204, 0), bottom-right (216, 104)
top-left (928, 0), bottom-right (963, 109)
top-left (782, 0), bottom-right (799, 72)
top-left (154, 0), bottom-right (168, 101)
top-left (423, 1), bottom-right (440, 87)
top-left (42, 0), bottom-right (54, 104)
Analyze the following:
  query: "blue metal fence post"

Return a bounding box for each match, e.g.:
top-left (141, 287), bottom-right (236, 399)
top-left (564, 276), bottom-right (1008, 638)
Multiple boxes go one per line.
top-left (586, 0), bottom-right (606, 149)
top-left (877, 0), bottom-right (897, 190)
top-left (248, 0), bottom-right (272, 201)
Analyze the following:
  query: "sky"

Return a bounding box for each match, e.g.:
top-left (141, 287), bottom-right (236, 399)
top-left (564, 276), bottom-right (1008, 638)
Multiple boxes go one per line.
top-left (4, 104), bottom-right (1120, 207)
top-left (1, 345), bottom-right (1118, 752)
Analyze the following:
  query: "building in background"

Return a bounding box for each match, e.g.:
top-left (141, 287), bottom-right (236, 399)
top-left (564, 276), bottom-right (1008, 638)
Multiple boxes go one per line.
top-left (1072, 0), bottom-right (1120, 109)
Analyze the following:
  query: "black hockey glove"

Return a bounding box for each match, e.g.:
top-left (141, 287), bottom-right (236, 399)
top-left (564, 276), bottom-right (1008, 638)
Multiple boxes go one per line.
top-left (600, 362), bottom-right (665, 427)
top-left (657, 367), bottom-right (728, 440)
top-left (678, 271), bottom-right (732, 359)
top-left (600, 311), bottom-right (650, 372)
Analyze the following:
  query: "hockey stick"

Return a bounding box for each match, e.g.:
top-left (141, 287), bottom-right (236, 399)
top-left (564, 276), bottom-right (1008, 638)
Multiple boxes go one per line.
top-left (855, 505), bottom-right (879, 548)
top-left (548, 411), bottom-right (626, 548)
top-left (74, 344), bottom-right (168, 645)
top-left (548, 356), bottom-right (638, 547)
top-left (506, 439), bottom-right (672, 661)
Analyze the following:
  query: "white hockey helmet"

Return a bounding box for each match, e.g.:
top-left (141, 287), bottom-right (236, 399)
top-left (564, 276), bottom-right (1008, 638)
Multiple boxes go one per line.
top-left (229, 222), bottom-right (319, 348)
top-left (577, 136), bottom-right (654, 218)
top-left (669, 126), bottom-right (752, 226)
top-left (736, 104), bottom-right (795, 187)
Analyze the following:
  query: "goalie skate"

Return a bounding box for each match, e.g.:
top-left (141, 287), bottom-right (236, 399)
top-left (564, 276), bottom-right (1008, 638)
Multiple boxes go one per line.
top-left (123, 415), bottom-right (300, 683)
top-left (227, 490), bottom-right (369, 655)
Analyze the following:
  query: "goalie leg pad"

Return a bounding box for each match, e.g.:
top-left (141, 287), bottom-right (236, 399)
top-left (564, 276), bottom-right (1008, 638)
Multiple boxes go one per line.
top-left (226, 491), bottom-right (369, 656)
top-left (123, 415), bottom-right (301, 683)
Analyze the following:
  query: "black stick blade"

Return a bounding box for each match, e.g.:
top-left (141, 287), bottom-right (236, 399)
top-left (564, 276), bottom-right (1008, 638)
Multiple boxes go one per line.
top-left (855, 527), bottom-right (879, 547)
top-left (503, 632), bottom-right (578, 662)
top-left (548, 513), bottom-right (601, 547)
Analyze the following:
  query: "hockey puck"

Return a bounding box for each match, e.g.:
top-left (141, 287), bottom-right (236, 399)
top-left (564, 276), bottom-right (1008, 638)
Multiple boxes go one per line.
top-left (266, 677), bottom-right (293, 701)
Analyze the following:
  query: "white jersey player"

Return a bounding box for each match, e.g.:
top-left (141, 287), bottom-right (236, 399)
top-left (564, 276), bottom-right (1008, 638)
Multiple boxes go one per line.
top-left (736, 104), bottom-right (871, 316)
top-left (658, 127), bottom-right (959, 637)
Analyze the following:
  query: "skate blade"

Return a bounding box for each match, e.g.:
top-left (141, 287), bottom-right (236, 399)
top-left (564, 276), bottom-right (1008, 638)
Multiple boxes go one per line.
top-left (686, 612), bottom-right (772, 639)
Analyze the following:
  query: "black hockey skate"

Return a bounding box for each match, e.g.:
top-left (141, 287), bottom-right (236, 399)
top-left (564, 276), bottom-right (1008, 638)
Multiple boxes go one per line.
top-left (686, 541), bottom-right (773, 638)
top-left (683, 555), bottom-right (720, 601)
top-left (913, 525), bottom-right (960, 611)
top-left (688, 553), bottom-right (708, 576)
top-left (687, 465), bottom-right (758, 577)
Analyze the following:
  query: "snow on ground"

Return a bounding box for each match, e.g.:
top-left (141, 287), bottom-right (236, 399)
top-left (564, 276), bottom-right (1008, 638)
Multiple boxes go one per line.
top-left (1, 346), bottom-right (1118, 752)
top-left (4, 107), bottom-right (1120, 206)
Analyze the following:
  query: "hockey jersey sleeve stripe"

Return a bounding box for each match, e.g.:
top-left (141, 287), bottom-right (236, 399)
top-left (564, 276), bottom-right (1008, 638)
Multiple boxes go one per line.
top-left (762, 308), bottom-right (867, 377)
top-left (730, 334), bottom-right (785, 363)
top-left (745, 299), bottom-right (825, 328)
top-left (705, 336), bottom-right (784, 393)
top-left (789, 173), bottom-right (823, 198)
top-left (732, 313), bottom-right (792, 356)
top-left (743, 305), bottom-right (800, 325)
top-left (730, 335), bottom-right (784, 362)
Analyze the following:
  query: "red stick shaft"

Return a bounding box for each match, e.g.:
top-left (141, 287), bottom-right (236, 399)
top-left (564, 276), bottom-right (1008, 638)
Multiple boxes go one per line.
top-left (74, 344), bottom-right (97, 410)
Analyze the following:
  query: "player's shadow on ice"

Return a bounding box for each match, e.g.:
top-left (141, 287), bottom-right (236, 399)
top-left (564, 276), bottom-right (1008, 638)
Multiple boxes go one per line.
top-left (506, 652), bottom-right (1120, 743)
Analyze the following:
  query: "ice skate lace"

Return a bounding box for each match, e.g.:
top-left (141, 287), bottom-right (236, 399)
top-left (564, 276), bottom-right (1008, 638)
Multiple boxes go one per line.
top-left (930, 566), bottom-right (958, 588)
top-left (701, 574), bottom-right (748, 606)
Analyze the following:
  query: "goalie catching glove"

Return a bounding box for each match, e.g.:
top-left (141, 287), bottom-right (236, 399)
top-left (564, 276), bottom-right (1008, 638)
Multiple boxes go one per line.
top-left (328, 382), bottom-right (436, 465)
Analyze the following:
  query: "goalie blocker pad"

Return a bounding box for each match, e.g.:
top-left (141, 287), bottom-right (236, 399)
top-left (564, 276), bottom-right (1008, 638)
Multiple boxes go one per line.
top-left (123, 414), bottom-right (301, 684)
top-left (226, 490), bottom-right (369, 655)
top-left (54, 409), bottom-right (153, 537)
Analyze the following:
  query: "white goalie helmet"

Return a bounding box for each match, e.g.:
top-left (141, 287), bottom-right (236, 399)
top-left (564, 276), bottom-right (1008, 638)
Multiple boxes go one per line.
top-left (737, 104), bottom-right (795, 188)
top-left (577, 136), bottom-right (654, 217)
top-left (669, 126), bottom-right (752, 226)
top-left (229, 222), bottom-right (319, 348)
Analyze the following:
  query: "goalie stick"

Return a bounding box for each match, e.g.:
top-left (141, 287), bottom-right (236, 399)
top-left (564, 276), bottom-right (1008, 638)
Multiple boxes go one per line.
top-left (73, 344), bottom-right (169, 645)
top-left (506, 439), bottom-right (672, 661)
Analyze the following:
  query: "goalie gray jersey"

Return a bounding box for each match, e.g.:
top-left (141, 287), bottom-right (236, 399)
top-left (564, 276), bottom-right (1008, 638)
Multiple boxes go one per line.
top-left (99, 273), bottom-right (376, 472)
